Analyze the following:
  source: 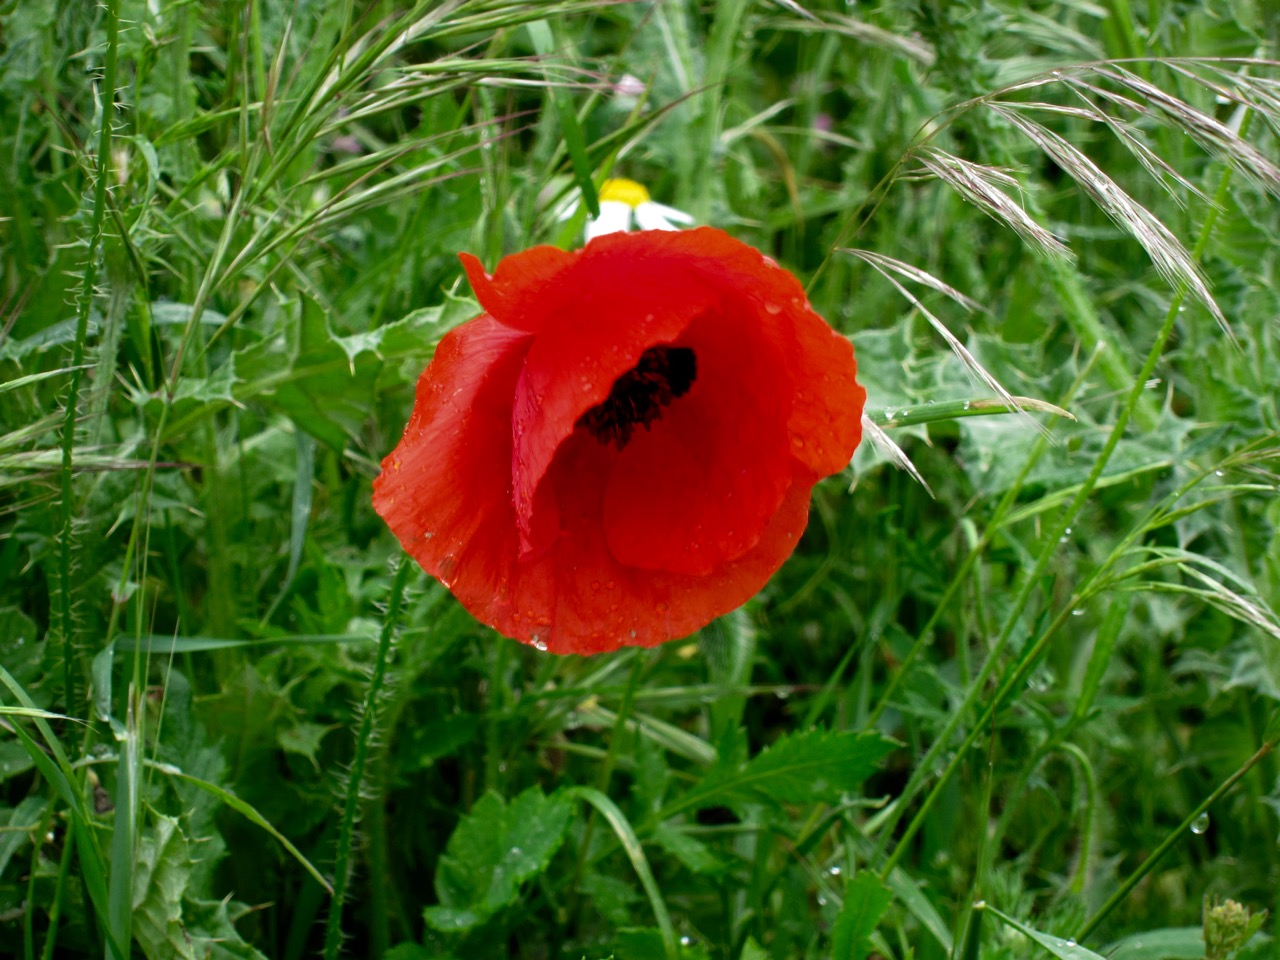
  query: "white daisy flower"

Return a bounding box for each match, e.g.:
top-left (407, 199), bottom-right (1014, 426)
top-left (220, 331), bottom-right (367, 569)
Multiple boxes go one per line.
top-left (584, 178), bottom-right (694, 242)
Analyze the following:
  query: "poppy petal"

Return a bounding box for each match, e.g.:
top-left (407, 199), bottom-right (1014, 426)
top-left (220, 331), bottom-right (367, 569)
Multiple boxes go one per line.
top-left (509, 249), bottom-right (719, 555)
top-left (601, 307), bottom-right (793, 575)
top-left (459, 245), bottom-right (575, 333)
top-left (373, 316), bottom-right (531, 588)
top-left (785, 305), bottom-right (866, 476)
top-left (504, 431), bottom-right (814, 655)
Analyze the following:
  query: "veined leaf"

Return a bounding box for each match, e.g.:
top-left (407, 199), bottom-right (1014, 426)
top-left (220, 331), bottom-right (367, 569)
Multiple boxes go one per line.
top-left (425, 786), bottom-right (575, 933)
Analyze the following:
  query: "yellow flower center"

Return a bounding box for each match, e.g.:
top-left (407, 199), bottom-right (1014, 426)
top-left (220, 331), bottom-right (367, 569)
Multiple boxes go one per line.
top-left (598, 178), bottom-right (651, 209)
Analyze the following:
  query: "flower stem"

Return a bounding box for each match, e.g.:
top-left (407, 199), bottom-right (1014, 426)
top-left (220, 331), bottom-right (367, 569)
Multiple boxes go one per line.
top-left (58, 0), bottom-right (120, 718)
top-left (322, 557), bottom-right (410, 960)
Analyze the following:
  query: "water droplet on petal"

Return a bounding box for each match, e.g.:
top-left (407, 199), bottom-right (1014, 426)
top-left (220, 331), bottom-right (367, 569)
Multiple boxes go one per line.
top-left (764, 302), bottom-right (783, 315)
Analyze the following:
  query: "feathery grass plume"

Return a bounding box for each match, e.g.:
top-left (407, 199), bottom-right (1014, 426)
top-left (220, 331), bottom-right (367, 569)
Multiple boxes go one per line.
top-left (989, 102), bottom-right (1230, 337)
top-left (842, 248), bottom-right (1049, 436)
top-left (913, 147), bottom-right (1073, 260)
top-left (858, 414), bottom-right (934, 496)
top-left (1090, 64), bottom-right (1280, 199)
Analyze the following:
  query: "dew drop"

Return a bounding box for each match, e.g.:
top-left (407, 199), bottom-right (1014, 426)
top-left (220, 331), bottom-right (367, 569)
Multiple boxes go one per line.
top-left (531, 634), bottom-right (548, 652)
top-left (1190, 812), bottom-right (1210, 834)
top-left (1066, 939), bottom-right (1077, 947)
top-left (680, 936), bottom-right (693, 947)
top-left (1214, 469), bottom-right (1224, 477)
top-left (510, 845), bottom-right (523, 857)
top-left (629, 630), bottom-right (637, 639)
top-left (828, 865), bottom-right (842, 877)
top-left (817, 895), bottom-right (828, 906)
top-left (1072, 608), bottom-right (1085, 616)
top-left (764, 302), bottom-right (783, 315)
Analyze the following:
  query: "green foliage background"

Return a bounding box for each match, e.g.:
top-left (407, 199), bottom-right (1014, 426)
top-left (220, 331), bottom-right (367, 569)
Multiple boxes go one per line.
top-left (1, 1), bottom-right (1279, 958)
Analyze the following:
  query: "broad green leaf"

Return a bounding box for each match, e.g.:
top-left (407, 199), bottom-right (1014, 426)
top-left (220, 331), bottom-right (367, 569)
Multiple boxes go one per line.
top-left (425, 786), bottom-right (575, 933)
top-left (831, 872), bottom-right (894, 960)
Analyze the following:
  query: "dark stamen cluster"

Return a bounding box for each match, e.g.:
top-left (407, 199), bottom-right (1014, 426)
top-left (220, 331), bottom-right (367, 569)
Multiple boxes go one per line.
top-left (577, 345), bottom-right (697, 449)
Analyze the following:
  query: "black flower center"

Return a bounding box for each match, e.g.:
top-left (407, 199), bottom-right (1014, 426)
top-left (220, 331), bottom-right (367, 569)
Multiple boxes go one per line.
top-left (577, 345), bottom-right (697, 449)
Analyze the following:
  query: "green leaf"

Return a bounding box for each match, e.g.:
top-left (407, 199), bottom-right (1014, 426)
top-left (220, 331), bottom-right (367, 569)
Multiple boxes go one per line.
top-left (831, 872), bottom-right (893, 960)
top-left (1107, 928), bottom-right (1205, 960)
top-left (982, 904), bottom-right (1110, 960)
top-left (0, 795), bottom-right (46, 875)
top-left (651, 822), bottom-right (725, 876)
top-left (684, 729), bottom-right (897, 810)
top-left (424, 786), bottom-right (575, 933)
top-left (131, 814), bottom-right (269, 960)
top-left (277, 721), bottom-right (333, 767)
top-left (131, 815), bottom-right (195, 960)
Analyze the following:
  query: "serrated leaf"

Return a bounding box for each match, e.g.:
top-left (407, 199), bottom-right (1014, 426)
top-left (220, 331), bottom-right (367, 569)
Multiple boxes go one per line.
top-left (832, 872), bottom-right (893, 960)
top-left (424, 786), bottom-right (574, 933)
top-left (686, 730), bottom-right (896, 810)
top-left (277, 721), bottom-right (332, 766)
top-left (132, 816), bottom-right (191, 960)
top-left (131, 814), bottom-right (268, 960)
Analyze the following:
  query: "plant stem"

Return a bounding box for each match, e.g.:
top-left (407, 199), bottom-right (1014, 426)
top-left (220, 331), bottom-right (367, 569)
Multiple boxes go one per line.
top-left (1075, 733), bottom-right (1278, 943)
top-left (322, 557), bottom-right (411, 960)
top-left (58, 0), bottom-right (120, 718)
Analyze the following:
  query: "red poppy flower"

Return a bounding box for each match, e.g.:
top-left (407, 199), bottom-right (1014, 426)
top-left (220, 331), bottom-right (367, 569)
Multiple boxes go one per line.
top-left (373, 227), bottom-right (865, 655)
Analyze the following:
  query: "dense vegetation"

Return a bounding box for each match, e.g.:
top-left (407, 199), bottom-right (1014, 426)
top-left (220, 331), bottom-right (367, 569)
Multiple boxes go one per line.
top-left (1, 1), bottom-right (1278, 958)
